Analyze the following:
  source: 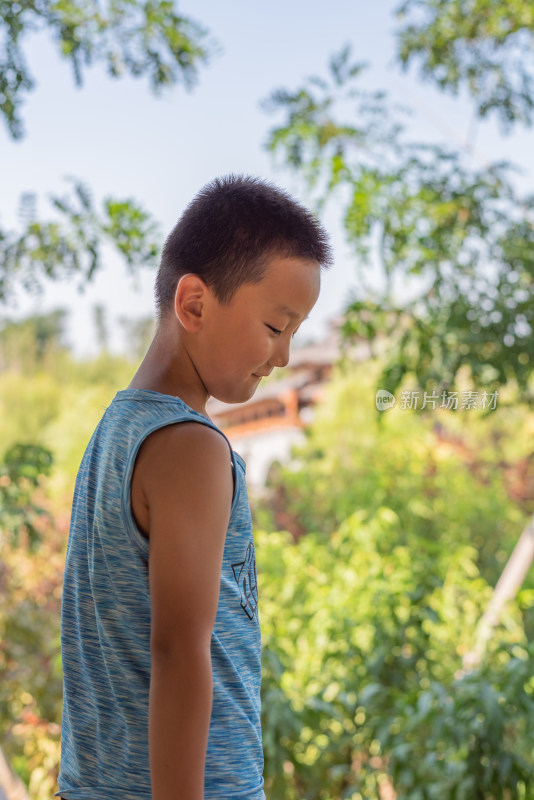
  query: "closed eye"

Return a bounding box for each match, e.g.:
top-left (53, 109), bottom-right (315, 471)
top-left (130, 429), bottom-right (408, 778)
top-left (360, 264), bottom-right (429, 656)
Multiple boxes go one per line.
top-left (266, 323), bottom-right (301, 338)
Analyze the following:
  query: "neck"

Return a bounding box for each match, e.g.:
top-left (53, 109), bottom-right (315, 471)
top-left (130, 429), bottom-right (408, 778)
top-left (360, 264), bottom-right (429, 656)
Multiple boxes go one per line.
top-left (127, 321), bottom-right (210, 416)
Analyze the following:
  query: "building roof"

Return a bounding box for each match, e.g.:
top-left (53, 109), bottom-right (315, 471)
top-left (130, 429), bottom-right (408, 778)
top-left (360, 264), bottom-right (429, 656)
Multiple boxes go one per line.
top-left (286, 336), bottom-right (340, 369)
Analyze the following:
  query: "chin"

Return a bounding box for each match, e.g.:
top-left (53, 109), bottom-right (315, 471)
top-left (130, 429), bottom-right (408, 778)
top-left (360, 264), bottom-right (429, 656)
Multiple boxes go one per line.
top-left (213, 381), bottom-right (258, 405)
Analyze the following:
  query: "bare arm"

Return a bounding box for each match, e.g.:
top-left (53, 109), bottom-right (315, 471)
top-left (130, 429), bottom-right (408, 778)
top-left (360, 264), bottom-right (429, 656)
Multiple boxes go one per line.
top-left (137, 422), bottom-right (233, 800)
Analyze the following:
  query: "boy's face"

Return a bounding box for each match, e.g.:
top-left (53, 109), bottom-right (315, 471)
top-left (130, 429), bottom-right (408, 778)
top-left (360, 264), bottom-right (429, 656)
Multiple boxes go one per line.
top-left (200, 255), bottom-right (321, 404)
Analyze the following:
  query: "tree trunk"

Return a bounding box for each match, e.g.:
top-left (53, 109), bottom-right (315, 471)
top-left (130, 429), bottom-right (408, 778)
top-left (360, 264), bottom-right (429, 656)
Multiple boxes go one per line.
top-left (0, 746), bottom-right (30, 800)
top-left (463, 512), bottom-right (534, 671)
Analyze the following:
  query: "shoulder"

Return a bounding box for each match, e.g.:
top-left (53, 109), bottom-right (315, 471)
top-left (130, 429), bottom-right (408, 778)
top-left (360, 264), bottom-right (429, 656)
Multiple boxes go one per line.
top-left (133, 421), bottom-right (234, 534)
top-left (141, 420), bottom-right (232, 470)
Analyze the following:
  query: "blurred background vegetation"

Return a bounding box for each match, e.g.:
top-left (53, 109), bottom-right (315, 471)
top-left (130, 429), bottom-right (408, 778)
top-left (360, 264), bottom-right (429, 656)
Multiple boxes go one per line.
top-left (1, 0), bottom-right (534, 798)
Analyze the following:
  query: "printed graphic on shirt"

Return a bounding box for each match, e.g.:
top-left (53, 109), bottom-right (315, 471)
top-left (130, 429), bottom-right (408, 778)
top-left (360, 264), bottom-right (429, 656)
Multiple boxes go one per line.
top-left (232, 542), bottom-right (258, 620)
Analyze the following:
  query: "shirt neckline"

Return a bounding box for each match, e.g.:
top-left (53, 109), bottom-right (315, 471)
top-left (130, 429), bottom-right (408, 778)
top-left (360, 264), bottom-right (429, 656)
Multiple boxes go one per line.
top-left (115, 388), bottom-right (209, 419)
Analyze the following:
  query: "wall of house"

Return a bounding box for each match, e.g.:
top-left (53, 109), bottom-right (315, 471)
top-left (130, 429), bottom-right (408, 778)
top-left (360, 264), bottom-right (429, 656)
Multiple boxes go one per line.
top-left (225, 425), bottom-right (306, 492)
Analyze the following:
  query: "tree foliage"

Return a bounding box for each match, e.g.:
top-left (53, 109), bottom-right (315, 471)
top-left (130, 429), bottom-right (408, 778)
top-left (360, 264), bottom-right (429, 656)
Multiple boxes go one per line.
top-left (0, 443), bottom-right (53, 549)
top-left (395, 0), bottom-right (534, 130)
top-left (258, 363), bottom-right (533, 593)
top-left (0, 499), bottom-right (64, 800)
top-left (258, 520), bottom-right (534, 799)
top-left (0, 179), bottom-right (161, 302)
top-left (257, 366), bottom-right (534, 798)
top-left (0, 0), bottom-right (214, 138)
top-left (0, 309), bottom-right (137, 490)
top-left (1, 0), bottom-right (204, 294)
top-left (0, 309), bottom-right (67, 370)
top-left (263, 47), bottom-right (534, 403)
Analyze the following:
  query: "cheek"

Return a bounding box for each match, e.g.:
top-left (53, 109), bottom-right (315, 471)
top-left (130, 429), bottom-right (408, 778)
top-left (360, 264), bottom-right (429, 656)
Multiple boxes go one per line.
top-left (251, 331), bottom-right (273, 362)
top-left (214, 319), bottom-right (271, 374)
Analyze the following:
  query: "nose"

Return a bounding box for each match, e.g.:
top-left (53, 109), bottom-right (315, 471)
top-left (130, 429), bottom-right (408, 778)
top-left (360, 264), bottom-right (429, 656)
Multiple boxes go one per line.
top-left (269, 336), bottom-right (291, 369)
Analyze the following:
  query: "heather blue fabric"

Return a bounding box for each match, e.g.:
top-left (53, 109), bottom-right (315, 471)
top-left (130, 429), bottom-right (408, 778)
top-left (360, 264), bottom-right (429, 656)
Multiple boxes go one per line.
top-left (56, 388), bottom-right (264, 800)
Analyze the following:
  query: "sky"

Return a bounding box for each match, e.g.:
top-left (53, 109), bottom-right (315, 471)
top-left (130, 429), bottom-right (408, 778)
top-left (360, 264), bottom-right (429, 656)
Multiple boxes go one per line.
top-left (2, 0), bottom-right (533, 355)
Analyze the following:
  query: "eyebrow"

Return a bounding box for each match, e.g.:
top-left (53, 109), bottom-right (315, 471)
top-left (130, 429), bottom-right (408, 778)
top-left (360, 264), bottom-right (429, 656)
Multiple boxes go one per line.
top-left (275, 304), bottom-right (309, 321)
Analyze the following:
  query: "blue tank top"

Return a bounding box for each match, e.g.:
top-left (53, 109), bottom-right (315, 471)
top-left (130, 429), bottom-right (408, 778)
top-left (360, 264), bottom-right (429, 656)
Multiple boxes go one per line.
top-left (56, 388), bottom-right (265, 800)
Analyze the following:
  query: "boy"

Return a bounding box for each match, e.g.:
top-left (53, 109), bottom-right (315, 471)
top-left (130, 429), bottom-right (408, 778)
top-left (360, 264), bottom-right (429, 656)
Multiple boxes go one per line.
top-left (55, 174), bottom-right (332, 800)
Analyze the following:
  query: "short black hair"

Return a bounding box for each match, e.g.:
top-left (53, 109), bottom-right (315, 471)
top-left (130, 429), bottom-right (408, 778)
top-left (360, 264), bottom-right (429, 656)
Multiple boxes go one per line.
top-left (155, 174), bottom-right (333, 316)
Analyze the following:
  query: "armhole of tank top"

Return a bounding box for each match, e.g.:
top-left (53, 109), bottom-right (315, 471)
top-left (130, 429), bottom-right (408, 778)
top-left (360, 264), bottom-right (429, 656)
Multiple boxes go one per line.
top-left (121, 416), bottom-right (241, 555)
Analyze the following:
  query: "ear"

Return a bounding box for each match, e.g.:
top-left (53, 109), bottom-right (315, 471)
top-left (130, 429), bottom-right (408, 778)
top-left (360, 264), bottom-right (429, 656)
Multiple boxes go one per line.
top-left (174, 274), bottom-right (209, 332)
